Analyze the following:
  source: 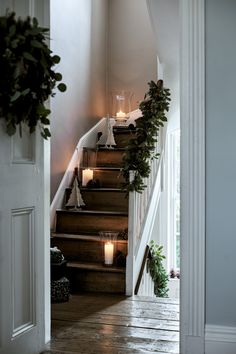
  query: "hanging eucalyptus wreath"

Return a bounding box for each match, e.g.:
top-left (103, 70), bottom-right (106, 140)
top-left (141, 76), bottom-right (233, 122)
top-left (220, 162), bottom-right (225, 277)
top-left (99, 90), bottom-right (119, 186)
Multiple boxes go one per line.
top-left (0, 12), bottom-right (66, 139)
top-left (122, 80), bottom-right (171, 193)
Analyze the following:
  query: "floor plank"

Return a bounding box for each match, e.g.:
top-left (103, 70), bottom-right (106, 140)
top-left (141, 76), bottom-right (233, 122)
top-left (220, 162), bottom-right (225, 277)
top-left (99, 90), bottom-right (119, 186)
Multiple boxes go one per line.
top-left (43, 348), bottom-right (176, 354)
top-left (128, 296), bottom-right (179, 305)
top-left (52, 313), bottom-right (179, 332)
top-left (43, 293), bottom-right (179, 354)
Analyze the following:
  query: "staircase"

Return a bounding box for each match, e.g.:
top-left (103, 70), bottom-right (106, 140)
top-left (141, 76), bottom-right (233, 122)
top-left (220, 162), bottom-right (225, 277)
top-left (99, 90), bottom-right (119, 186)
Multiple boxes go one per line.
top-left (51, 127), bottom-right (135, 294)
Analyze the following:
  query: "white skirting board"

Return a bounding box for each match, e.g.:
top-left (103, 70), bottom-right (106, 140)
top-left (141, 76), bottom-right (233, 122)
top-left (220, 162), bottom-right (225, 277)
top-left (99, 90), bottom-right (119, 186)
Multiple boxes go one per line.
top-left (168, 278), bottom-right (180, 299)
top-left (205, 325), bottom-right (236, 354)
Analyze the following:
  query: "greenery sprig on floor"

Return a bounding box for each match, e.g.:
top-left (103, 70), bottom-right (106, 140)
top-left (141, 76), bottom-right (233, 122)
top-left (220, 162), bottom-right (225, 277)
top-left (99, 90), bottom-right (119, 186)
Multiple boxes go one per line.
top-left (148, 241), bottom-right (169, 298)
top-left (0, 12), bottom-right (66, 139)
top-left (122, 80), bottom-right (170, 193)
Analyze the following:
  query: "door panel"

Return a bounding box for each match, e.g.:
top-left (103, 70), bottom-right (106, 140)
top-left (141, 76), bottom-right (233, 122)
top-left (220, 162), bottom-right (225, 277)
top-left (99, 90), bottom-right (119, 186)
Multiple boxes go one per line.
top-left (12, 207), bottom-right (35, 338)
top-left (12, 128), bottom-right (35, 164)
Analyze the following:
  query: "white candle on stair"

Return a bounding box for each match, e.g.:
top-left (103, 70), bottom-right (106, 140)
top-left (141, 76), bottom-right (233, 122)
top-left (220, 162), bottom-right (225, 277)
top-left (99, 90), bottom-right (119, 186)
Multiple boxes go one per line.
top-left (82, 168), bottom-right (93, 187)
top-left (104, 242), bottom-right (114, 265)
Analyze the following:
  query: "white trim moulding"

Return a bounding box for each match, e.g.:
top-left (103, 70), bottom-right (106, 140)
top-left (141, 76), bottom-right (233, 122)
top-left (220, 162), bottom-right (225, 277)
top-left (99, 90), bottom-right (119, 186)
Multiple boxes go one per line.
top-left (205, 325), bottom-right (236, 354)
top-left (180, 0), bottom-right (205, 354)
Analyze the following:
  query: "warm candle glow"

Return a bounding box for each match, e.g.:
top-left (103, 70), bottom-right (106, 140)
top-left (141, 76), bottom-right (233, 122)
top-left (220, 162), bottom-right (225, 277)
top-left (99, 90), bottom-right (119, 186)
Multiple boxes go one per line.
top-left (104, 242), bottom-right (114, 265)
top-left (82, 168), bottom-right (93, 187)
top-left (116, 110), bottom-right (126, 119)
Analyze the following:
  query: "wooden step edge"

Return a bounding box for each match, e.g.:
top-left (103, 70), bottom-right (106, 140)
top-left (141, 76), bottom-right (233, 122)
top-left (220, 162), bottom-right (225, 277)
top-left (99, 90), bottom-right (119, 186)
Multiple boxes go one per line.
top-left (51, 232), bottom-right (128, 243)
top-left (67, 261), bottom-right (126, 273)
top-left (56, 209), bottom-right (128, 216)
top-left (66, 187), bottom-right (126, 192)
top-left (97, 147), bottom-right (126, 152)
top-left (83, 147), bottom-right (126, 152)
top-left (113, 129), bottom-right (136, 134)
top-left (80, 167), bottom-right (123, 171)
top-left (80, 187), bottom-right (126, 192)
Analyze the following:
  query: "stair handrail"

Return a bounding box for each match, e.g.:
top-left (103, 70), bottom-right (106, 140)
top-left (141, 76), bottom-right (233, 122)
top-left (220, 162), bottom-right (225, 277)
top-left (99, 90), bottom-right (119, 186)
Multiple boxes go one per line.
top-left (50, 117), bottom-right (107, 230)
top-left (134, 244), bottom-right (152, 295)
top-left (126, 130), bottom-right (164, 295)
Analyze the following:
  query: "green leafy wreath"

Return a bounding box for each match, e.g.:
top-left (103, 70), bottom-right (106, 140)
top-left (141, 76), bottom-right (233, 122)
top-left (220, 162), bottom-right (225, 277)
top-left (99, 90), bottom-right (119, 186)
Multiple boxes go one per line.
top-left (122, 80), bottom-right (171, 193)
top-left (0, 12), bottom-right (66, 139)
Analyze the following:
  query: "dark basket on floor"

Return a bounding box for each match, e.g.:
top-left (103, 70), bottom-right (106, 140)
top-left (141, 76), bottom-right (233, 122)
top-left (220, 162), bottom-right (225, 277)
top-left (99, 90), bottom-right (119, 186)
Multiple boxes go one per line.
top-left (51, 276), bottom-right (70, 303)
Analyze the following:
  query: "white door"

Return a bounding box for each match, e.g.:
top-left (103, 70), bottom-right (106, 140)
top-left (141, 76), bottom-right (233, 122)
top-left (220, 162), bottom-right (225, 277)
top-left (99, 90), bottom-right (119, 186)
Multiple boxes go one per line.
top-left (0, 1), bottom-right (50, 353)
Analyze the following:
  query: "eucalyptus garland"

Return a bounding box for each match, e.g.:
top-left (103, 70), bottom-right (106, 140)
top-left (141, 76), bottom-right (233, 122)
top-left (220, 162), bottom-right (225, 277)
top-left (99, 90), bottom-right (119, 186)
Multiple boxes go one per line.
top-left (148, 241), bottom-right (169, 298)
top-left (122, 80), bottom-right (170, 193)
top-left (0, 12), bottom-right (66, 139)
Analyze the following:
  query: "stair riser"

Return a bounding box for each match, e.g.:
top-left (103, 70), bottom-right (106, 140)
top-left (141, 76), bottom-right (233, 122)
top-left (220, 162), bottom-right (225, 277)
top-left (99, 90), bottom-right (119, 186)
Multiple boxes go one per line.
top-left (83, 149), bottom-right (125, 168)
top-left (82, 190), bottom-right (128, 212)
top-left (65, 188), bottom-right (128, 211)
top-left (96, 150), bottom-right (124, 167)
top-left (113, 132), bottom-right (135, 148)
top-left (90, 170), bottom-right (125, 188)
top-left (51, 238), bottom-right (127, 263)
top-left (69, 269), bottom-right (125, 293)
top-left (56, 212), bottom-right (128, 234)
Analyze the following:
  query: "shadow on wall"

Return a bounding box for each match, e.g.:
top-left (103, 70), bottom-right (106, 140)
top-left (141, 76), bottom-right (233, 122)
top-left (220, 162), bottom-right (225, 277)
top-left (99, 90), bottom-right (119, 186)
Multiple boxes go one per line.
top-left (50, 0), bottom-right (108, 201)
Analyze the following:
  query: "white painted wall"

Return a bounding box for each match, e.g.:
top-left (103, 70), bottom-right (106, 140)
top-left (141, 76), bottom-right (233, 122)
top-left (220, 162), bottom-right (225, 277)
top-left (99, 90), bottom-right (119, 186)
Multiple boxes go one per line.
top-left (146, 1), bottom-right (180, 281)
top-left (50, 0), bottom-right (108, 200)
top-left (108, 0), bottom-right (157, 111)
top-left (147, 0), bottom-right (179, 132)
top-left (206, 0), bottom-right (236, 328)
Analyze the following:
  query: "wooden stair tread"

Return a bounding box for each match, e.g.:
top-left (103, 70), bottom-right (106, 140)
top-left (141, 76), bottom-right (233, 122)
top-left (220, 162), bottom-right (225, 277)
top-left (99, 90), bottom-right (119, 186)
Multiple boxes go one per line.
top-left (67, 261), bottom-right (126, 273)
top-left (84, 147), bottom-right (126, 151)
top-left (81, 187), bottom-right (125, 192)
top-left (66, 187), bottom-right (125, 192)
top-left (98, 148), bottom-right (126, 152)
top-left (51, 232), bottom-right (128, 244)
top-left (56, 209), bottom-right (128, 216)
top-left (80, 167), bottom-right (122, 171)
top-left (113, 128), bottom-right (135, 133)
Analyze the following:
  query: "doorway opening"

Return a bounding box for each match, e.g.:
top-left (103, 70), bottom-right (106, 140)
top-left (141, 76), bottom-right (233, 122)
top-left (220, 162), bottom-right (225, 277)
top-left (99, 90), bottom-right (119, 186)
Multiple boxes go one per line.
top-left (48, 0), bottom-right (180, 353)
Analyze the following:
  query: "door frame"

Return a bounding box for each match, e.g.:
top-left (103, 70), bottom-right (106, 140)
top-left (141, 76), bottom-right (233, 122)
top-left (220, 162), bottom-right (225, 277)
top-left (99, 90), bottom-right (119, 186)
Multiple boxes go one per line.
top-left (37, 0), bottom-right (51, 345)
top-left (180, 0), bottom-right (205, 353)
top-left (43, 2), bottom-right (51, 346)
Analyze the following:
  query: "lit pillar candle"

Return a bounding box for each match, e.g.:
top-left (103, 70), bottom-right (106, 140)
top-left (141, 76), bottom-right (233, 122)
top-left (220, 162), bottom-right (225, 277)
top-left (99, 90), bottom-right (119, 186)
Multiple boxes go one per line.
top-left (116, 110), bottom-right (126, 119)
top-left (82, 168), bottom-right (93, 187)
top-left (104, 242), bottom-right (114, 265)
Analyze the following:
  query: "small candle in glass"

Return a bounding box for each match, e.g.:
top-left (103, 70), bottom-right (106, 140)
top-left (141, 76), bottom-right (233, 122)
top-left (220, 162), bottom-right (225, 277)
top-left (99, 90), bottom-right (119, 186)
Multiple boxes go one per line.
top-left (99, 231), bottom-right (118, 266)
top-left (104, 241), bottom-right (114, 265)
top-left (116, 110), bottom-right (126, 119)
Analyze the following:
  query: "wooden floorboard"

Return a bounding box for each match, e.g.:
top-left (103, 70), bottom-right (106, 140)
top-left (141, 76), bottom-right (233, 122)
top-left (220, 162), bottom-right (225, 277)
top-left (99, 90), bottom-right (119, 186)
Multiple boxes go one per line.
top-left (42, 293), bottom-right (179, 354)
top-left (127, 296), bottom-right (179, 305)
top-left (52, 313), bottom-right (179, 332)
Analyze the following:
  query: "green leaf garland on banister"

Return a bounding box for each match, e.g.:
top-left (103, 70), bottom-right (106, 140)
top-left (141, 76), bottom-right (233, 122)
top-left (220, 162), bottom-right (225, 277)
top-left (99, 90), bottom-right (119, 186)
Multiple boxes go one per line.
top-left (0, 12), bottom-right (67, 139)
top-left (122, 80), bottom-right (170, 193)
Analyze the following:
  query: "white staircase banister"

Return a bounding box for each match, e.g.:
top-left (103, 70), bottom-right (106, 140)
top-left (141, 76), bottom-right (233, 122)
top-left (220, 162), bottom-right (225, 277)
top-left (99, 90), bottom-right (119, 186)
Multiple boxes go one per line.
top-left (126, 130), bottom-right (164, 296)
